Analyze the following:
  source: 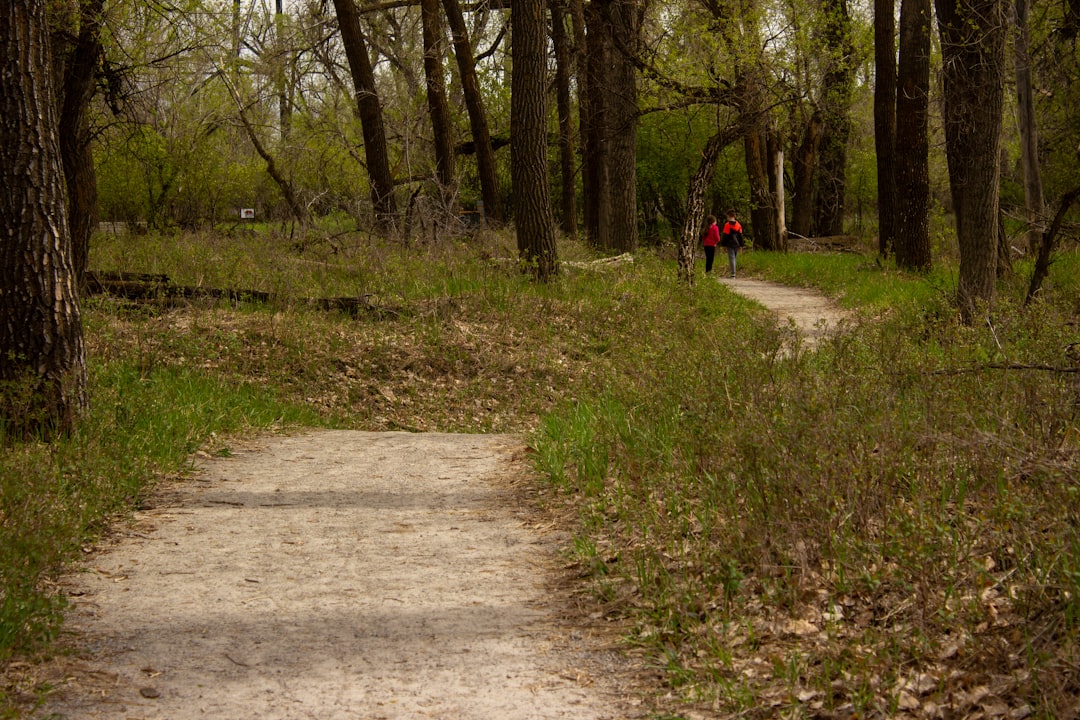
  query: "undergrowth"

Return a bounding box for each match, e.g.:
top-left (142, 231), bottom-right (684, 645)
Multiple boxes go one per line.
top-left (3, 227), bottom-right (1079, 718)
top-left (537, 246), bottom-right (1080, 718)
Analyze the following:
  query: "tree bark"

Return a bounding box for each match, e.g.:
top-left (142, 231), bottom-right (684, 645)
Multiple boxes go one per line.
top-left (0, 1), bottom-right (88, 438)
top-left (421, 0), bottom-right (455, 197)
top-left (1014, 0), bottom-right (1044, 253)
top-left (814, 0), bottom-right (855, 237)
top-left (54, 0), bottom-right (105, 291)
top-left (791, 110), bottom-right (823, 239)
top-left (605, 0), bottom-right (641, 253)
top-left (550, 0), bottom-right (578, 240)
top-left (1026, 187), bottom-right (1080, 305)
top-left (935, 0), bottom-right (1008, 321)
top-left (569, 0), bottom-right (590, 239)
top-left (874, 0), bottom-right (899, 255)
top-left (745, 114), bottom-right (778, 249)
top-left (442, 0), bottom-right (501, 221)
top-left (512, 0), bottom-right (559, 279)
top-left (332, 0), bottom-right (398, 230)
top-left (679, 130), bottom-right (731, 284)
top-left (581, 0), bottom-right (612, 248)
top-left (894, 0), bottom-right (932, 271)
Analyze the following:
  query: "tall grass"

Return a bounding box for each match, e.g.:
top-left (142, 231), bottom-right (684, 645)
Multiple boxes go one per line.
top-left (536, 249), bottom-right (1080, 716)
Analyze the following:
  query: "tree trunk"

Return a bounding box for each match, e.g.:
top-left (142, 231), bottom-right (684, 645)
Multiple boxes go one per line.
top-left (894, 0), bottom-right (932, 271)
top-left (935, 0), bottom-right (1008, 321)
top-left (1026, 187), bottom-right (1080, 305)
top-left (442, 0), bottom-right (501, 221)
top-left (814, 0), bottom-right (855, 237)
top-left (1014, 0), bottom-right (1044, 253)
top-left (0, 1), bottom-right (88, 438)
top-left (582, 0), bottom-right (612, 248)
top-left (421, 0), bottom-right (455, 197)
top-left (512, 0), bottom-right (559, 280)
top-left (791, 110), bottom-right (823, 239)
top-left (54, 0), bottom-right (105, 291)
top-left (332, 0), bottom-right (398, 230)
top-left (605, 0), bottom-right (641, 253)
top-left (550, 0), bottom-right (578, 240)
top-left (679, 130), bottom-right (731, 284)
top-left (874, 0), bottom-right (899, 255)
top-left (569, 0), bottom-right (589, 238)
top-left (235, 102), bottom-right (312, 226)
top-left (774, 145), bottom-right (787, 249)
top-left (745, 118), bottom-right (778, 250)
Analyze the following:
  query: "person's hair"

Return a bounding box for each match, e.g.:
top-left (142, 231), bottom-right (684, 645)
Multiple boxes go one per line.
top-left (706, 214), bottom-right (716, 225)
top-left (725, 208), bottom-right (737, 218)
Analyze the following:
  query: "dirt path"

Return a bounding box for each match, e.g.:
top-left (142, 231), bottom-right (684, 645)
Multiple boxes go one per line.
top-left (719, 276), bottom-right (849, 349)
top-left (32, 279), bottom-right (845, 719)
top-left (35, 432), bottom-right (642, 720)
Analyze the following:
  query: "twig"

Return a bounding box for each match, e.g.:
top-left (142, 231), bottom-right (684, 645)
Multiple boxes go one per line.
top-left (929, 363), bottom-right (1080, 376)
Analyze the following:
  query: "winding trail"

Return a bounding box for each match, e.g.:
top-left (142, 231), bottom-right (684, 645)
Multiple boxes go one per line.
top-left (719, 276), bottom-right (849, 349)
top-left (32, 278), bottom-right (845, 720)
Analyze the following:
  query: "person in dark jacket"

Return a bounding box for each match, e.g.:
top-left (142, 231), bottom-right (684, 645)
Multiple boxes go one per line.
top-left (720, 209), bottom-right (744, 278)
top-left (701, 215), bottom-right (721, 274)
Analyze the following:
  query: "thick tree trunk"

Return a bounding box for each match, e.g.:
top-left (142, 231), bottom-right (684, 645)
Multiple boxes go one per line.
top-left (582, 0), bottom-right (612, 248)
top-left (512, 0), bottom-right (559, 279)
top-left (791, 110), bottom-right (823, 239)
top-left (606, 0), bottom-right (641, 253)
top-left (935, 0), bottom-right (1008, 321)
top-left (874, 0), bottom-right (899, 255)
top-left (814, 0), bottom-right (855, 237)
top-left (54, 0), bottom-right (105, 291)
top-left (332, 0), bottom-right (398, 229)
top-left (745, 118), bottom-right (778, 250)
top-left (550, 0), bottom-right (578, 240)
top-left (421, 0), bottom-right (455, 197)
top-left (1014, 0), bottom-right (1044, 253)
top-left (442, 0), bottom-right (501, 221)
top-left (894, 0), bottom-right (932, 271)
top-left (0, 1), bottom-right (88, 437)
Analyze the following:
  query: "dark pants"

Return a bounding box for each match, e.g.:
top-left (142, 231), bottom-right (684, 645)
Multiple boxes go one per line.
top-left (704, 245), bottom-right (715, 273)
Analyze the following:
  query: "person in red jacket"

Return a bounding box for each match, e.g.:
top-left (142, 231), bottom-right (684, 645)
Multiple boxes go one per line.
top-left (701, 214), bottom-right (721, 274)
top-left (720, 209), bottom-right (744, 278)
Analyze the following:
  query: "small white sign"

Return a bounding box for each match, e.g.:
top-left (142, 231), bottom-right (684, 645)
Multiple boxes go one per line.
top-left (240, 208), bottom-right (255, 219)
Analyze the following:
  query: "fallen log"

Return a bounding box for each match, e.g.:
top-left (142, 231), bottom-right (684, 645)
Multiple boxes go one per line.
top-left (86, 271), bottom-right (394, 318)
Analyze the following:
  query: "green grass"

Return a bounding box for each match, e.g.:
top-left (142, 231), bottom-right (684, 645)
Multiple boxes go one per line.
top-left (536, 245), bottom-right (1080, 717)
top-left (4, 228), bottom-right (1080, 717)
top-left (0, 361), bottom-right (325, 656)
top-left (739, 247), bottom-right (956, 310)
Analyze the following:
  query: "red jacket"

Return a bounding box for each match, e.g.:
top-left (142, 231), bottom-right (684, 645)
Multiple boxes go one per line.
top-left (721, 220), bottom-right (744, 249)
top-left (702, 222), bottom-right (721, 247)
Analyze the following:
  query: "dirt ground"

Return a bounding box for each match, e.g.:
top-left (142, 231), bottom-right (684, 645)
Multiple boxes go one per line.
top-left (30, 279), bottom-right (845, 720)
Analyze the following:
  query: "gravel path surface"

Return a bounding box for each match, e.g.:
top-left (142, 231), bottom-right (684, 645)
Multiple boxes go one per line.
top-left (36, 432), bottom-right (641, 720)
top-left (719, 276), bottom-right (849, 348)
